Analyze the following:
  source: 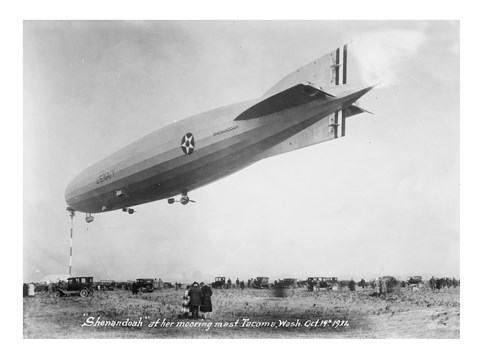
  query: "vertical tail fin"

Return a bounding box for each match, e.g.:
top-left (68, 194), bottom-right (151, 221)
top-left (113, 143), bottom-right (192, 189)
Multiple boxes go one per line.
top-left (331, 44), bottom-right (349, 86)
top-left (264, 43), bottom-right (351, 97)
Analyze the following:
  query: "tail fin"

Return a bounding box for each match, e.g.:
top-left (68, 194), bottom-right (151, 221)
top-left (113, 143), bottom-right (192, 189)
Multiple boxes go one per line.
top-left (264, 43), bottom-right (351, 97)
top-left (263, 42), bottom-right (373, 139)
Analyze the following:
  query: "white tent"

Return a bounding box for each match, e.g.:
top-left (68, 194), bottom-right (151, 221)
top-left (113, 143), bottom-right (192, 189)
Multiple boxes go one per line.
top-left (39, 274), bottom-right (70, 283)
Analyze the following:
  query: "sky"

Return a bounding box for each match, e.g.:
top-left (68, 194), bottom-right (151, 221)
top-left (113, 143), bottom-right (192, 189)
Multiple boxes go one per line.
top-left (23, 20), bottom-right (459, 283)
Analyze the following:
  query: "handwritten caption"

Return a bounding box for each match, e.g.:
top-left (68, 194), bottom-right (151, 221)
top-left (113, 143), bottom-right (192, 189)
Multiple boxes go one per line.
top-left (81, 315), bottom-right (349, 331)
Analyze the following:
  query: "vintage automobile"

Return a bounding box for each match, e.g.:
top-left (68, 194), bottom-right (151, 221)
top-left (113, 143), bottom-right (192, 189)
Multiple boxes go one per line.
top-left (135, 278), bottom-right (154, 293)
top-left (252, 277), bottom-right (270, 289)
top-left (211, 277), bottom-right (226, 289)
top-left (163, 282), bottom-right (173, 289)
top-left (54, 277), bottom-right (95, 297)
top-left (407, 276), bottom-right (423, 287)
top-left (306, 276), bottom-right (338, 290)
top-left (381, 276), bottom-right (398, 293)
top-left (34, 283), bottom-right (50, 293)
top-left (116, 280), bottom-right (133, 291)
top-left (96, 280), bottom-right (116, 291)
top-left (275, 278), bottom-right (298, 289)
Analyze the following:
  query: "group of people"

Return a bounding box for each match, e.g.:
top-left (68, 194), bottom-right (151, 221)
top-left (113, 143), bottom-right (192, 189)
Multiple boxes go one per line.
top-left (182, 282), bottom-right (213, 320)
top-left (429, 276), bottom-right (459, 290)
top-left (153, 278), bottom-right (163, 290)
top-left (373, 277), bottom-right (389, 296)
top-left (225, 278), bottom-right (241, 289)
top-left (223, 278), bottom-right (247, 289)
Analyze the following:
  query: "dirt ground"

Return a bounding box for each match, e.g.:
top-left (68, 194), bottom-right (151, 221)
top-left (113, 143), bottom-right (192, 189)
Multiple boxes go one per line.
top-left (23, 286), bottom-right (459, 339)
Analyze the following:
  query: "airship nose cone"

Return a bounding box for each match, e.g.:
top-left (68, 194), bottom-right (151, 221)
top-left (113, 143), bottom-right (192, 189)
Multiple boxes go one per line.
top-left (64, 179), bottom-right (75, 207)
top-left (64, 172), bottom-right (83, 210)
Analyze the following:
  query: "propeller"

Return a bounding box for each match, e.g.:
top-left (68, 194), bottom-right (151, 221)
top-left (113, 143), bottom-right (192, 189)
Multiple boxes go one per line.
top-left (168, 196), bottom-right (196, 205)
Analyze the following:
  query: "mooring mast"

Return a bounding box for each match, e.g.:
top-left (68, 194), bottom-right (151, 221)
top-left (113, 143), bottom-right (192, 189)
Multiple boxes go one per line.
top-left (66, 207), bottom-right (75, 276)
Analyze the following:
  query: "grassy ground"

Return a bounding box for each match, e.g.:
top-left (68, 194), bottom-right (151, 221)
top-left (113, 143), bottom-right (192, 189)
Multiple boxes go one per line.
top-left (23, 286), bottom-right (459, 339)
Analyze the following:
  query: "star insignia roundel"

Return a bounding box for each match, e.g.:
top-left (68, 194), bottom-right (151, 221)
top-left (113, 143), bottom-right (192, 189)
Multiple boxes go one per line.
top-left (181, 132), bottom-right (195, 155)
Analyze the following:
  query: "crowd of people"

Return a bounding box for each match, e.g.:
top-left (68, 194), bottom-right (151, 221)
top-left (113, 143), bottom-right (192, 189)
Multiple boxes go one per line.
top-left (429, 276), bottom-right (459, 290)
top-left (125, 275), bottom-right (460, 319)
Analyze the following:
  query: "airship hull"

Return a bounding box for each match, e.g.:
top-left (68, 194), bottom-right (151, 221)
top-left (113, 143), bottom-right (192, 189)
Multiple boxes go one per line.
top-left (65, 84), bottom-right (371, 213)
top-left (65, 43), bottom-right (374, 214)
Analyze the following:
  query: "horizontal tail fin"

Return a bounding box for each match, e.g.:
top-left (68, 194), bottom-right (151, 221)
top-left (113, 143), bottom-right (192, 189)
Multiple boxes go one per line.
top-left (235, 84), bottom-right (334, 121)
top-left (345, 104), bottom-right (373, 117)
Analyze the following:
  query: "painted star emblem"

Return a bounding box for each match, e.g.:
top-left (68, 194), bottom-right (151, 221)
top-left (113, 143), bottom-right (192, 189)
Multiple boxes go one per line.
top-left (181, 133), bottom-right (195, 155)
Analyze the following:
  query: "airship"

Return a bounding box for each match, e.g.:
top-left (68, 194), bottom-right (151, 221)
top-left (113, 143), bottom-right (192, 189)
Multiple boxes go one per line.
top-left (65, 43), bottom-right (375, 222)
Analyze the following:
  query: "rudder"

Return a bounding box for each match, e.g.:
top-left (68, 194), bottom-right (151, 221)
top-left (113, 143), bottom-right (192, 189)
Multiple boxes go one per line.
top-left (263, 43), bottom-right (350, 97)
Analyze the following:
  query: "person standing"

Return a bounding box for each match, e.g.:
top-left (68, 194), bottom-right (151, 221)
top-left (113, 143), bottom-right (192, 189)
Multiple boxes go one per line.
top-left (374, 278), bottom-right (380, 296)
top-left (131, 281), bottom-right (139, 295)
top-left (440, 277), bottom-right (446, 289)
top-left (380, 277), bottom-right (388, 295)
top-left (200, 282), bottom-right (213, 319)
top-left (348, 279), bottom-right (356, 292)
top-left (359, 279), bottom-right (366, 289)
top-left (188, 282), bottom-right (202, 320)
top-left (308, 279), bottom-right (314, 292)
top-left (182, 285), bottom-right (191, 318)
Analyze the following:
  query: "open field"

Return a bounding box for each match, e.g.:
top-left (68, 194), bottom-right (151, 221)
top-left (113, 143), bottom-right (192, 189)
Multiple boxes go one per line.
top-left (23, 286), bottom-right (459, 338)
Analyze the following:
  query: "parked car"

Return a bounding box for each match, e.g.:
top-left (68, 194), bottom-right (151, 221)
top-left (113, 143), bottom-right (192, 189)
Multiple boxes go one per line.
top-left (275, 278), bottom-right (298, 289)
top-left (163, 282), bottom-right (173, 289)
top-left (135, 278), bottom-right (154, 292)
top-left (407, 276), bottom-right (423, 286)
top-left (96, 280), bottom-right (116, 291)
top-left (307, 277), bottom-right (338, 290)
top-left (54, 277), bottom-right (95, 297)
top-left (252, 277), bottom-right (269, 289)
top-left (211, 277), bottom-right (226, 289)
